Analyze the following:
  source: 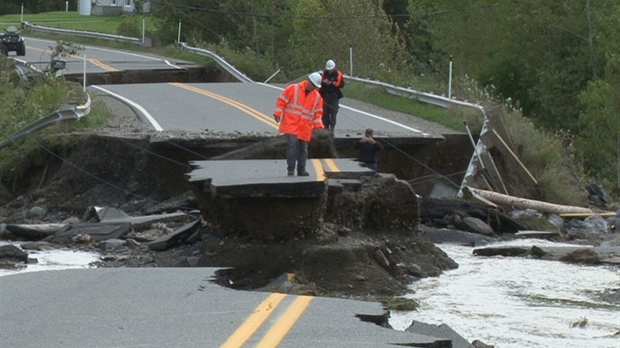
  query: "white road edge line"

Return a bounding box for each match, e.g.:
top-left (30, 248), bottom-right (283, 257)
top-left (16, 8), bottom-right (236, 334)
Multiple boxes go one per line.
top-left (164, 60), bottom-right (182, 69)
top-left (90, 85), bottom-right (163, 131)
top-left (255, 82), bottom-right (431, 136)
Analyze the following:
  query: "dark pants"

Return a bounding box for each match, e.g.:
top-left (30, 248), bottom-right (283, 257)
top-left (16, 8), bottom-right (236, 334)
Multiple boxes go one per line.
top-left (322, 94), bottom-right (339, 130)
top-left (365, 162), bottom-right (378, 171)
top-left (286, 134), bottom-right (308, 173)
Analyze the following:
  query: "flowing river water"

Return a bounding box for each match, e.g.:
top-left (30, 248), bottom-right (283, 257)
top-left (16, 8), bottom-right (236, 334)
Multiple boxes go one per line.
top-left (2, 240), bottom-right (618, 347)
top-left (389, 239), bottom-right (620, 348)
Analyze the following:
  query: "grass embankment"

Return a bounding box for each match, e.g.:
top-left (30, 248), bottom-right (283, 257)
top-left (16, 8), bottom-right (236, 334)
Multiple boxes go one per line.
top-left (0, 11), bottom-right (156, 34)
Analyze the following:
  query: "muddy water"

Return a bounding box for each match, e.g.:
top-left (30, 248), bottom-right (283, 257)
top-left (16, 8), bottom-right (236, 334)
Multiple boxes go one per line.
top-left (389, 239), bottom-right (620, 348)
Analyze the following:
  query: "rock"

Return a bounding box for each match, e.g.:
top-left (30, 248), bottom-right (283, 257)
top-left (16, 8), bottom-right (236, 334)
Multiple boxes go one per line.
top-left (277, 281), bottom-right (296, 294)
top-left (405, 321), bottom-right (470, 348)
top-left (471, 339), bottom-right (495, 348)
top-left (529, 245), bottom-right (548, 258)
top-left (373, 248), bottom-right (390, 268)
top-left (27, 206), bottom-right (47, 219)
top-left (473, 247), bottom-right (529, 257)
top-left (0, 244), bottom-right (28, 262)
top-left (125, 238), bottom-right (140, 248)
top-left (583, 214), bottom-right (610, 234)
top-left (547, 214), bottom-right (567, 234)
top-left (420, 224), bottom-right (493, 247)
top-left (461, 217), bottom-right (495, 236)
top-left (586, 180), bottom-right (610, 207)
top-left (20, 242), bottom-right (61, 251)
top-left (559, 248), bottom-right (600, 265)
top-left (405, 263), bottom-right (427, 278)
top-left (509, 209), bottom-right (542, 219)
top-left (97, 239), bottom-right (125, 251)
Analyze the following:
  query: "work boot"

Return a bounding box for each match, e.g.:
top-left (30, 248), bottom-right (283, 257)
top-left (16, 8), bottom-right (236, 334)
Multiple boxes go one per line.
top-left (287, 170), bottom-right (294, 176)
top-left (298, 170), bottom-right (309, 176)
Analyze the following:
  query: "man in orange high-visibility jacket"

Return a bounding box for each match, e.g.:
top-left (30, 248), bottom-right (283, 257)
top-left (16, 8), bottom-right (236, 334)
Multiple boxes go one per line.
top-left (273, 72), bottom-right (324, 176)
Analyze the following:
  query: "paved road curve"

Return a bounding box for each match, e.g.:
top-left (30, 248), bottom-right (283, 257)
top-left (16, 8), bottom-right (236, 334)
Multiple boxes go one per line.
top-left (1, 268), bottom-right (447, 348)
top-left (20, 36), bottom-right (193, 74)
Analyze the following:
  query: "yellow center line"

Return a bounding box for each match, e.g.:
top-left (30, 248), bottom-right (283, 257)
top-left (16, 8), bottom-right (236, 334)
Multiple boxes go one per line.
top-left (255, 296), bottom-right (314, 348)
top-left (321, 158), bottom-right (340, 173)
top-left (311, 159), bottom-right (326, 181)
top-left (170, 82), bottom-right (278, 129)
top-left (89, 58), bottom-right (118, 72)
top-left (219, 293), bottom-right (287, 348)
top-left (25, 46), bottom-right (118, 72)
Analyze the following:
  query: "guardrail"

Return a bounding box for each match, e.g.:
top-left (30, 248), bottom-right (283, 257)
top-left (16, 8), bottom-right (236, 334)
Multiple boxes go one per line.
top-left (177, 42), bottom-right (253, 83)
top-left (343, 75), bottom-right (485, 112)
top-left (0, 95), bottom-right (92, 148)
top-left (22, 21), bottom-right (143, 45)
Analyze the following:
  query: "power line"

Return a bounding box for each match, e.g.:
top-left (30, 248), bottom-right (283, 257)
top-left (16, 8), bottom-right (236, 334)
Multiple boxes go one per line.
top-left (151, 0), bottom-right (533, 20)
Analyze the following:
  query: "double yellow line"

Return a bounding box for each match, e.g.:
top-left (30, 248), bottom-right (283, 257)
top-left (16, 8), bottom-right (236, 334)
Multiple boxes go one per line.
top-left (170, 82), bottom-right (278, 129)
top-left (88, 58), bottom-right (117, 72)
top-left (23, 46), bottom-right (118, 72)
top-left (220, 293), bottom-right (314, 348)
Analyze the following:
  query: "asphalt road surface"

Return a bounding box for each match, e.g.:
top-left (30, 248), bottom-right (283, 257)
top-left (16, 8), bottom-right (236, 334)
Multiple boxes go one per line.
top-left (1, 268), bottom-right (447, 348)
top-left (19, 36), bottom-right (193, 74)
top-left (91, 82), bottom-right (442, 141)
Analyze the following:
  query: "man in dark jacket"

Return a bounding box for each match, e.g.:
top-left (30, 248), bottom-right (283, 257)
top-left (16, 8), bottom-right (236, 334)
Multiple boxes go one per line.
top-left (321, 59), bottom-right (344, 131)
top-left (354, 128), bottom-right (383, 171)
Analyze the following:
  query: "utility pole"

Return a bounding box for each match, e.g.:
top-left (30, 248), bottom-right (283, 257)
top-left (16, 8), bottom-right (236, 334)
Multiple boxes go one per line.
top-left (448, 55), bottom-right (453, 99)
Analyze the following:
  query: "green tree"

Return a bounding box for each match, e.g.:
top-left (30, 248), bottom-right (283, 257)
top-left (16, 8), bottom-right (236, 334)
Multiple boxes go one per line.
top-left (577, 1), bottom-right (620, 190)
top-left (287, 0), bottom-right (406, 78)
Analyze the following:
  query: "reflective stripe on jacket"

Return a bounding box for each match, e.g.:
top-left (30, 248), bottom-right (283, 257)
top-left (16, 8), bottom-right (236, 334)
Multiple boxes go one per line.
top-left (274, 80), bottom-right (324, 141)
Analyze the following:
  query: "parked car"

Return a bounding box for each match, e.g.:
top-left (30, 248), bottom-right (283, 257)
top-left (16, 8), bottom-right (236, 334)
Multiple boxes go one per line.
top-left (1, 26), bottom-right (26, 56)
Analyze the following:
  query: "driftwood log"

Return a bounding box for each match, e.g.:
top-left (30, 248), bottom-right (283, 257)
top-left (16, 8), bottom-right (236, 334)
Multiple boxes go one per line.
top-left (466, 187), bottom-right (594, 214)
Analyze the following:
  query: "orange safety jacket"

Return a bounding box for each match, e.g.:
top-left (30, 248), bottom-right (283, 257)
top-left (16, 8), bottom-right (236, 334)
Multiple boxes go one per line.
top-left (274, 80), bottom-right (324, 142)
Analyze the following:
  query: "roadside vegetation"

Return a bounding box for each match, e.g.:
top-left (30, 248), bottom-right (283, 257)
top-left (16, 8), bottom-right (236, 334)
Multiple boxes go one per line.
top-left (0, 0), bottom-right (618, 204)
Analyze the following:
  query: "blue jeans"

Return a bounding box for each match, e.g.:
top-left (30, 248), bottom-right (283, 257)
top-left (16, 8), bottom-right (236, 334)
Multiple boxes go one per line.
top-left (286, 134), bottom-right (308, 172)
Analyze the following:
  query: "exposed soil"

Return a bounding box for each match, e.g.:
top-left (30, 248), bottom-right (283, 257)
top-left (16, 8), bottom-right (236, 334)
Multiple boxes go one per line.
top-left (0, 96), bottom-right (461, 300)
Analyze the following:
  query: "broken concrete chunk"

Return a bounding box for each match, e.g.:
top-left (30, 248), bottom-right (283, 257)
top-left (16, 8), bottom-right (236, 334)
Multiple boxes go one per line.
top-left (48, 223), bottom-right (131, 244)
top-left (148, 220), bottom-right (200, 251)
top-left (5, 223), bottom-right (68, 241)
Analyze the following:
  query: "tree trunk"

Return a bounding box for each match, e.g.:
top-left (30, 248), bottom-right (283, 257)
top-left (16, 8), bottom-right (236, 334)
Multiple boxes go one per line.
top-left (466, 187), bottom-right (594, 214)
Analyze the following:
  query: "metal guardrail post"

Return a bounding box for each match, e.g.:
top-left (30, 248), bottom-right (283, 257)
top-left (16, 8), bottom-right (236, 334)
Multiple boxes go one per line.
top-left (264, 67), bottom-right (282, 83)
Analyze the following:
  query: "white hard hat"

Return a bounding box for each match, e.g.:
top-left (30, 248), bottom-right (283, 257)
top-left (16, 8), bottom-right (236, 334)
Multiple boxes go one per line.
top-left (326, 59), bottom-right (336, 70)
top-left (309, 72), bottom-right (322, 88)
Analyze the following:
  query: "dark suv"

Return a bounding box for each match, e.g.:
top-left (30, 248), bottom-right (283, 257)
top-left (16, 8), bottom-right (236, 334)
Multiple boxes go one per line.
top-left (1, 26), bottom-right (26, 56)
